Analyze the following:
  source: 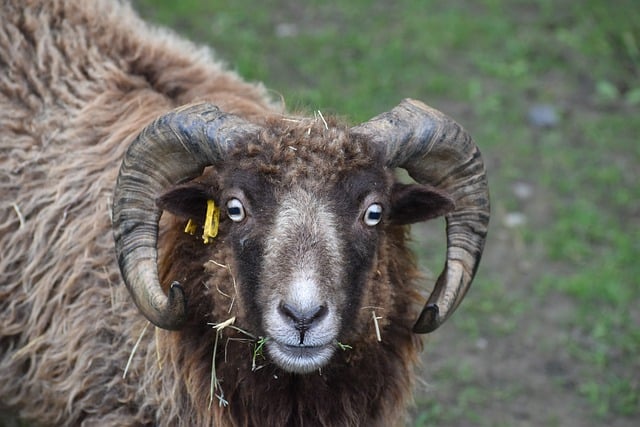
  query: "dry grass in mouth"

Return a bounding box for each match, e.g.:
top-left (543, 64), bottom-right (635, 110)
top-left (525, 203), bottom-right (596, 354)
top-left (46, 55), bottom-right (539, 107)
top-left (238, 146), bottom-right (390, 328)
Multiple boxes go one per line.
top-left (208, 316), bottom-right (237, 408)
top-left (205, 317), bottom-right (362, 408)
top-left (123, 319), bottom-right (362, 410)
top-left (207, 317), bottom-right (270, 408)
top-left (123, 317), bottom-right (261, 409)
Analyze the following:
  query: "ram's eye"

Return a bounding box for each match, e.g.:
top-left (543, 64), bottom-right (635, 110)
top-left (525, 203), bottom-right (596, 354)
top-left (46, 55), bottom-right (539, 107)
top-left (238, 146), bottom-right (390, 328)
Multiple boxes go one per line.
top-left (226, 198), bottom-right (246, 222)
top-left (363, 203), bottom-right (383, 226)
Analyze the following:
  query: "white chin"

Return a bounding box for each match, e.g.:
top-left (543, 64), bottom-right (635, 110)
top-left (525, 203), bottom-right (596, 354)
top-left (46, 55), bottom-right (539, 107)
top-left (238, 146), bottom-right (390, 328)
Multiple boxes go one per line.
top-left (267, 340), bottom-right (335, 374)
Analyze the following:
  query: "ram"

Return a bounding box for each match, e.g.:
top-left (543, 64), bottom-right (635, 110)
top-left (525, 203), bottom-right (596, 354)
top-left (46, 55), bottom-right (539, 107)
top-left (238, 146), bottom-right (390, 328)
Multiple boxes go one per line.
top-left (0, 0), bottom-right (490, 425)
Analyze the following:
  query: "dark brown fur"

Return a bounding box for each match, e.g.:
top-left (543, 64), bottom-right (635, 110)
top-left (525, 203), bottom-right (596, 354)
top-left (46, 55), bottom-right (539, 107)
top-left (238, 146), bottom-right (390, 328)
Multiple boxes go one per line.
top-left (2, 1), bottom-right (428, 425)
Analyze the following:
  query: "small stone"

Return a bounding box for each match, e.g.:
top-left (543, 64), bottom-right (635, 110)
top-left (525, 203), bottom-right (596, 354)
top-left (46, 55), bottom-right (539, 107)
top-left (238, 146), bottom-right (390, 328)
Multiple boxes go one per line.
top-left (476, 337), bottom-right (488, 350)
top-left (504, 212), bottom-right (527, 228)
top-left (527, 104), bottom-right (559, 128)
top-left (275, 23), bottom-right (298, 38)
top-left (512, 181), bottom-right (534, 200)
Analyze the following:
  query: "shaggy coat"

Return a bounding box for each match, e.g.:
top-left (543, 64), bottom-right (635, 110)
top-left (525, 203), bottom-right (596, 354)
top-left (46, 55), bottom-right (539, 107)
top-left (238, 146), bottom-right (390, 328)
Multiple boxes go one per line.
top-left (1, 1), bottom-right (426, 425)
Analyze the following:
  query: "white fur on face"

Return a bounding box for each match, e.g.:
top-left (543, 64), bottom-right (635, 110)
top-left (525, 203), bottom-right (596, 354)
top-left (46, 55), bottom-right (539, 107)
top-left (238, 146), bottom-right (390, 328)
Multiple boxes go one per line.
top-left (260, 188), bottom-right (344, 373)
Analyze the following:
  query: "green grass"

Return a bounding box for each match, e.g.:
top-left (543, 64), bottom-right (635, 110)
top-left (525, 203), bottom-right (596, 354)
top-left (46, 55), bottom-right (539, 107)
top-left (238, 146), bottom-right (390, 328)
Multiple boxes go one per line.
top-left (134, 0), bottom-right (639, 424)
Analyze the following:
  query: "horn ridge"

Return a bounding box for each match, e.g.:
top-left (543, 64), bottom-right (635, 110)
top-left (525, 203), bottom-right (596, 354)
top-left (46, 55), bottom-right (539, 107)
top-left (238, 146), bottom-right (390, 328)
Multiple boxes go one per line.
top-left (352, 98), bottom-right (490, 334)
top-left (112, 103), bottom-right (259, 330)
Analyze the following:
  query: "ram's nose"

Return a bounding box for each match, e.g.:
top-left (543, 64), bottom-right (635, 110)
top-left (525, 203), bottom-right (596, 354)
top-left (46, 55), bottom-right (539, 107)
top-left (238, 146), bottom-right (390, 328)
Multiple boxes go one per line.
top-left (278, 302), bottom-right (328, 344)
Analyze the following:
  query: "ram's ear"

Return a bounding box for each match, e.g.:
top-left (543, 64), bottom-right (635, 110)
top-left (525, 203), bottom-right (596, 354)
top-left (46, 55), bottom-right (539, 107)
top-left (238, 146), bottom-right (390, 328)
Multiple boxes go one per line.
top-left (156, 182), bottom-right (213, 222)
top-left (388, 183), bottom-right (455, 225)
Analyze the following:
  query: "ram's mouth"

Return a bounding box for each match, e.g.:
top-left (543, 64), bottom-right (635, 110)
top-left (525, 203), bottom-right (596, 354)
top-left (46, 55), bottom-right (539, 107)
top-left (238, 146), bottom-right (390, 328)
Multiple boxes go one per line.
top-left (266, 340), bottom-right (335, 374)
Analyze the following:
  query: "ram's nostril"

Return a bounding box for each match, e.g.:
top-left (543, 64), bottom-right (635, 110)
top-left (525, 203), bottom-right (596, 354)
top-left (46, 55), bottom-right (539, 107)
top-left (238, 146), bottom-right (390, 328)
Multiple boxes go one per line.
top-left (279, 302), bottom-right (328, 330)
top-left (309, 304), bottom-right (328, 323)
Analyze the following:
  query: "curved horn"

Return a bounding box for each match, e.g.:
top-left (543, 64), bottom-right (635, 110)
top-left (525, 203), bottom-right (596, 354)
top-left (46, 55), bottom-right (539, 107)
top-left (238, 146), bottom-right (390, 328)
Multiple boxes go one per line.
top-left (352, 99), bottom-right (490, 333)
top-left (112, 103), bottom-right (259, 330)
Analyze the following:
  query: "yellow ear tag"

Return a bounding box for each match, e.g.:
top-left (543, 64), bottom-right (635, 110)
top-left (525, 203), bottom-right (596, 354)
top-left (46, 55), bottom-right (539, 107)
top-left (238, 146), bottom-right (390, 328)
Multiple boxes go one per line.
top-left (184, 219), bottom-right (198, 235)
top-left (202, 199), bottom-right (220, 244)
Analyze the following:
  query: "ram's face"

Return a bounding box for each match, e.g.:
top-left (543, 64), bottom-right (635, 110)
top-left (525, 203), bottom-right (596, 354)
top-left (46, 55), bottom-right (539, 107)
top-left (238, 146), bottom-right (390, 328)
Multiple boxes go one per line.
top-left (222, 164), bottom-right (391, 373)
top-left (158, 126), bottom-right (455, 374)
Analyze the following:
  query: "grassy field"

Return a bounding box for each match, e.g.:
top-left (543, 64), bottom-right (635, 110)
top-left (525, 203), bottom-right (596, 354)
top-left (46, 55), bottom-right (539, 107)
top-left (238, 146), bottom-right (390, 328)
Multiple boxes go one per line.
top-left (134, 0), bottom-right (639, 425)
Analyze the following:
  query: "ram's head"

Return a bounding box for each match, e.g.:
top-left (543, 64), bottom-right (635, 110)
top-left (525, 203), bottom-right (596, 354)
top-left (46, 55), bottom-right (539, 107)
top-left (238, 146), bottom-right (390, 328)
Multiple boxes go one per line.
top-left (112, 99), bottom-right (489, 374)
